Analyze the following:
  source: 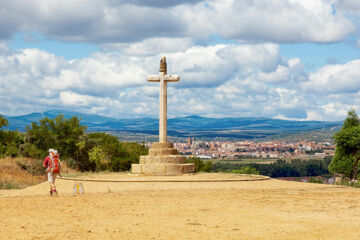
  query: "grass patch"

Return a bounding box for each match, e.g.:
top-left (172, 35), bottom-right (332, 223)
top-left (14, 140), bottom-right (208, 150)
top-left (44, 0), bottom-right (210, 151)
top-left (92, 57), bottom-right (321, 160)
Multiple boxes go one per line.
top-left (309, 177), bottom-right (324, 184)
top-left (0, 180), bottom-right (21, 189)
top-left (337, 179), bottom-right (360, 188)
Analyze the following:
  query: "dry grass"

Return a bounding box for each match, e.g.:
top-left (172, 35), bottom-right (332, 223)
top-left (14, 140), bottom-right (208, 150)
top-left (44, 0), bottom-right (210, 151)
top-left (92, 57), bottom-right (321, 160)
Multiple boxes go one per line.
top-left (0, 157), bottom-right (46, 188)
top-left (0, 157), bottom-right (79, 189)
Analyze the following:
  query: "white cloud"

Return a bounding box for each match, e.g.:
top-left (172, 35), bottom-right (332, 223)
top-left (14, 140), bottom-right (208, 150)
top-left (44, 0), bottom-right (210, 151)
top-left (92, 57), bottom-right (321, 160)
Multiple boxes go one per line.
top-left (301, 60), bottom-right (360, 94)
top-left (200, 0), bottom-right (354, 43)
top-left (0, 42), bottom-right (359, 121)
top-left (336, 0), bottom-right (360, 15)
top-left (0, 0), bottom-right (354, 44)
top-left (60, 91), bottom-right (91, 106)
top-left (101, 38), bottom-right (194, 56)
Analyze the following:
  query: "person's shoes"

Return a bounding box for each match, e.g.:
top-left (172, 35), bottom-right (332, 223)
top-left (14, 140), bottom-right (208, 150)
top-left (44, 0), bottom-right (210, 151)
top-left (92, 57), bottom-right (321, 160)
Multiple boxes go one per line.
top-left (49, 190), bottom-right (53, 197)
top-left (53, 190), bottom-right (58, 197)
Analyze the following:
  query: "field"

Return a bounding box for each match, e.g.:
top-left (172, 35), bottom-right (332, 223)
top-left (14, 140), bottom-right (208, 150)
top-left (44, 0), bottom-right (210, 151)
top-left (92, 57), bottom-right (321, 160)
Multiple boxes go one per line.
top-left (213, 158), bottom-right (277, 164)
top-left (1, 173), bottom-right (360, 240)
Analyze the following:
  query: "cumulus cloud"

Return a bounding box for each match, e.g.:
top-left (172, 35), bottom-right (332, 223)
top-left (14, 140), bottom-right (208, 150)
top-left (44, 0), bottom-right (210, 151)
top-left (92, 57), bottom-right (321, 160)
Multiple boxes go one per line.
top-left (0, 41), bottom-right (359, 121)
top-left (177, 0), bottom-right (355, 43)
top-left (0, 0), bottom-right (354, 44)
top-left (301, 60), bottom-right (360, 94)
top-left (101, 38), bottom-right (194, 56)
top-left (0, 43), bottom-right (297, 118)
top-left (336, 0), bottom-right (360, 15)
top-left (118, 0), bottom-right (204, 8)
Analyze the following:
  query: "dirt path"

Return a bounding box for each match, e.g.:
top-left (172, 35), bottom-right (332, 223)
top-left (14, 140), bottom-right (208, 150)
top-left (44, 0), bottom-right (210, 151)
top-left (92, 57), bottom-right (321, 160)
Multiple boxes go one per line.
top-left (1, 173), bottom-right (360, 240)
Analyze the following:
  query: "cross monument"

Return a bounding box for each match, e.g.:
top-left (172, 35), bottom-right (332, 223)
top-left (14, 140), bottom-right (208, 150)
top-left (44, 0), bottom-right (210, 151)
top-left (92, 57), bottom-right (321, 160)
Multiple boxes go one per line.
top-left (147, 56), bottom-right (179, 143)
top-left (131, 56), bottom-right (195, 175)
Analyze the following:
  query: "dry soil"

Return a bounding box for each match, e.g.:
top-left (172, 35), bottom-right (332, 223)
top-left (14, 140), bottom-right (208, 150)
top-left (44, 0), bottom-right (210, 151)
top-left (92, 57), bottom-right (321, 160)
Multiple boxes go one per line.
top-left (1, 173), bottom-right (359, 240)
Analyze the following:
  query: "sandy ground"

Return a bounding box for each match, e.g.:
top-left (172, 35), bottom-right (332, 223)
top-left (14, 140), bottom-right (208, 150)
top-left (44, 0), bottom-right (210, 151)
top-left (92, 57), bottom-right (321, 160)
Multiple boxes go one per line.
top-left (1, 173), bottom-right (360, 240)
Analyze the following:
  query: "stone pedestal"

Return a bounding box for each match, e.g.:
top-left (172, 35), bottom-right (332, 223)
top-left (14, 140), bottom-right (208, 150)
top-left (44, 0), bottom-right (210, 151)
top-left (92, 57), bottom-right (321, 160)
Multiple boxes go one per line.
top-left (132, 143), bottom-right (195, 175)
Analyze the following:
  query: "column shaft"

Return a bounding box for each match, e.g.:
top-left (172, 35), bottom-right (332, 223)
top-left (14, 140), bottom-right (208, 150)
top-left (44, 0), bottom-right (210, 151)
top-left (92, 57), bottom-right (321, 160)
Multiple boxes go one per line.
top-left (159, 74), bottom-right (167, 143)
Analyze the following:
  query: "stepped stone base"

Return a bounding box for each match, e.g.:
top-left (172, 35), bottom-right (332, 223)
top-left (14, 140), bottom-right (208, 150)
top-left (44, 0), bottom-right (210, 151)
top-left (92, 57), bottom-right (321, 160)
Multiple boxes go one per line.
top-left (131, 163), bottom-right (195, 175)
top-left (131, 142), bottom-right (195, 175)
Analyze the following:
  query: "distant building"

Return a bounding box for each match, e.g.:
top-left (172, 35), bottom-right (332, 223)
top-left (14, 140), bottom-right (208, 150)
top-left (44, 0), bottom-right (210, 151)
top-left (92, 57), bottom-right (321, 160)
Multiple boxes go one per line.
top-left (187, 137), bottom-right (192, 147)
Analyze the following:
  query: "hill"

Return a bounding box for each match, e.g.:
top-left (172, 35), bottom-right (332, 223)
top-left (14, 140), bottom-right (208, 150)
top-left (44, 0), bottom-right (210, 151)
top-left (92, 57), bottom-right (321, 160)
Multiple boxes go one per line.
top-left (3, 109), bottom-right (342, 140)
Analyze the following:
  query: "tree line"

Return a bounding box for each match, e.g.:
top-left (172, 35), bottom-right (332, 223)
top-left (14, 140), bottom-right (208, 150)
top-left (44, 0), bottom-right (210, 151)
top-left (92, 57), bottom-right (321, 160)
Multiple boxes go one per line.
top-left (0, 114), bottom-right (147, 172)
top-left (1, 108), bottom-right (360, 179)
top-left (211, 157), bottom-right (331, 178)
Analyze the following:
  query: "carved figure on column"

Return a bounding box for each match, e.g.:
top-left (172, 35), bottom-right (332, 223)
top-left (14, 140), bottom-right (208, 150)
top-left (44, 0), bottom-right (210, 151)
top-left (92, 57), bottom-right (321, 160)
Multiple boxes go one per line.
top-left (159, 56), bottom-right (167, 74)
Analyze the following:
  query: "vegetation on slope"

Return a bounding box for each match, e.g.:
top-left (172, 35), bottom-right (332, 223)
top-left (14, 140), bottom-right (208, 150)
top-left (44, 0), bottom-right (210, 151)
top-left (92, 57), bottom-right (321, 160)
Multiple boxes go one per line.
top-left (0, 114), bottom-right (148, 176)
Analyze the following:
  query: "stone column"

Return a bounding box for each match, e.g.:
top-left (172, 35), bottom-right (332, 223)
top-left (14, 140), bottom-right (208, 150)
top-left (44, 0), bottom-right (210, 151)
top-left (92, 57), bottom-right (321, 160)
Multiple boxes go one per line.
top-left (159, 72), bottom-right (167, 143)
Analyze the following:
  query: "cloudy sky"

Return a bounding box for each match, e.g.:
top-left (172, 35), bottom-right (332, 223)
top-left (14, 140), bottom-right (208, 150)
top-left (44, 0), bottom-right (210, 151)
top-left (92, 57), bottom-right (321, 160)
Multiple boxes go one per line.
top-left (1, 0), bottom-right (360, 121)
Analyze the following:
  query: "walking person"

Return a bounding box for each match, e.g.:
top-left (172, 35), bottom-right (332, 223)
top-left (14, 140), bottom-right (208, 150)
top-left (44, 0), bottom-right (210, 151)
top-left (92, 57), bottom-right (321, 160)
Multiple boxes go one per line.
top-left (43, 149), bottom-right (61, 196)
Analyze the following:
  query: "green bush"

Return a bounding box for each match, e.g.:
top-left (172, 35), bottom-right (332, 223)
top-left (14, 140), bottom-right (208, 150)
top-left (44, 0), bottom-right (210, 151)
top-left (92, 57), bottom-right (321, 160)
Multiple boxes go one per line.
top-left (231, 166), bottom-right (259, 175)
top-left (186, 157), bottom-right (212, 172)
top-left (309, 177), bottom-right (324, 184)
top-left (337, 179), bottom-right (360, 188)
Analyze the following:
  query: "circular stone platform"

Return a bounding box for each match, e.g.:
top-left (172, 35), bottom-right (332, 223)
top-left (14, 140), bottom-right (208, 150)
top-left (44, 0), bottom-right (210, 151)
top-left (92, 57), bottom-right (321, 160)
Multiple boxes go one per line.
top-left (58, 173), bottom-right (270, 182)
top-left (0, 173), bottom-right (270, 197)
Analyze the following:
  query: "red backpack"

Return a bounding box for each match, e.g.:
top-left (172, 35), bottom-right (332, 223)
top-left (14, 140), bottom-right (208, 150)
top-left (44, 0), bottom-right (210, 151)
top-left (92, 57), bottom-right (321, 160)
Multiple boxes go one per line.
top-left (49, 152), bottom-right (60, 174)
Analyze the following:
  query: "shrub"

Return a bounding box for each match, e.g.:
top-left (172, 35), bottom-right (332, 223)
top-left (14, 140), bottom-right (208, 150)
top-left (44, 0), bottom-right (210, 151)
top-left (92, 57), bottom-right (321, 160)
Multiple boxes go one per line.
top-left (309, 177), bottom-right (324, 184)
top-left (337, 179), bottom-right (360, 188)
top-left (16, 159), bottom-right (45, 175)
top-left (187, 157), bottom-right (213, 172)
top-left (231, 166), bottom-right (259, 175)
top-left (0, 181), bottom-right (21, 189)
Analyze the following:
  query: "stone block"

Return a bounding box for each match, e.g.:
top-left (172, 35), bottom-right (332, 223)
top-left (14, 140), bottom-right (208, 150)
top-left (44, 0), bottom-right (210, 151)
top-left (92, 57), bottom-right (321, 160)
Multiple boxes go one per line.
top-left (149, 148), bottom-right (178, 156)
top-left (152, 142), bottom-right (173, 149)
top-left (142, 164), bottom-right (166, 174)
top-left (139, 156), bottom-right (146, 164)
top-left (140, 155), bottom-right (187, 164)
top-left (160, 155), bottom-right (187, 164)
top-left (165, 164), bottom-right (184, 175)
top-left (131, 164), bottom-right (142, 174)
top-left (182, 163), bottom-right (195, 173)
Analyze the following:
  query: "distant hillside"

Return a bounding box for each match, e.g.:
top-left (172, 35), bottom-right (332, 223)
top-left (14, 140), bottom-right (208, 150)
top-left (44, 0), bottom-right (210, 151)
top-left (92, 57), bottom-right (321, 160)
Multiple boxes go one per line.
top-left (3, 109), bottom-right (342, 140)
top-left (4, 110), bottom-right (117, 131)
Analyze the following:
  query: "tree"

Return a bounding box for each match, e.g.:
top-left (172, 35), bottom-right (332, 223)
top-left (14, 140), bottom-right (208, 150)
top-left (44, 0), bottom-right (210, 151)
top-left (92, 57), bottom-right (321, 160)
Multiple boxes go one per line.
top-left (0, 116), bottom-right (23, 157)
top-left (89, 146), bottom-right (109, 171)
top-left (76, 132), bottom-right (138, 172)
top-left (329, 109), bottom-right (360, 179)
top-left (23, 115), bottom-right (86, 160)
top-left (0, 115), bottom-right (8, 129)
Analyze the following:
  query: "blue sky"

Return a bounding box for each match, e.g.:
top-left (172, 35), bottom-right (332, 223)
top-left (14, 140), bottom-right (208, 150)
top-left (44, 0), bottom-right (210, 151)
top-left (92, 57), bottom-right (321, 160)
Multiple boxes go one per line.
top-left (1, 0), bottom-right (360, 121)
top-left (9, 32), bottom-right (99, 60)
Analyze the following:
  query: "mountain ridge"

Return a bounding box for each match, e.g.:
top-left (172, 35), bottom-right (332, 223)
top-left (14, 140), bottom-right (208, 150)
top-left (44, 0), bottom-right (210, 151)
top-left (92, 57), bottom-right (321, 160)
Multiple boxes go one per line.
top-left (2, 109), bottom-right (342, 140)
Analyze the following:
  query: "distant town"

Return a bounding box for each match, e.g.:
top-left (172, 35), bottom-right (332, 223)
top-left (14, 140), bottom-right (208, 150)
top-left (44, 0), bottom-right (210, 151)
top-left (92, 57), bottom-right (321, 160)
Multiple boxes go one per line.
top-left (145, 138), bottom-right (335, 160)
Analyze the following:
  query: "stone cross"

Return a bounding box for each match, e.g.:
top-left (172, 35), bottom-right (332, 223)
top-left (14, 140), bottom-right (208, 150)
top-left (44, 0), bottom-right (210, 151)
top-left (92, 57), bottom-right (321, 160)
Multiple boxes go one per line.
top-left (147, 56), bottom-right (180, 143)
